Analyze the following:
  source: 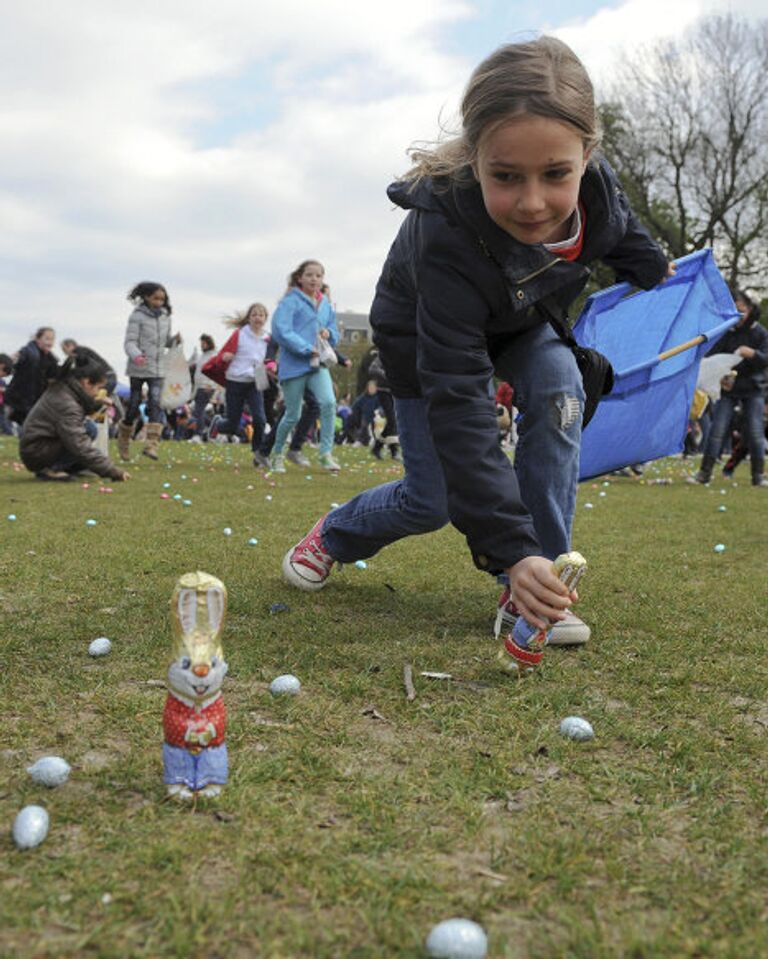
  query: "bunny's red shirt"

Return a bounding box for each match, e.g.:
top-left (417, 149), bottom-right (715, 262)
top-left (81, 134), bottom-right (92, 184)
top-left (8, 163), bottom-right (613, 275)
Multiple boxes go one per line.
top-left (163, 693), bottom-right (227, 748)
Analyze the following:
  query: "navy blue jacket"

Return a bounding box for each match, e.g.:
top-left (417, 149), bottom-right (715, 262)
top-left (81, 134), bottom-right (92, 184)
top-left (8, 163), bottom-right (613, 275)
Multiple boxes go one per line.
top-left (370, 159), bottom-right (668, 573)
top-left (705, 314), bottom-right (768, 397)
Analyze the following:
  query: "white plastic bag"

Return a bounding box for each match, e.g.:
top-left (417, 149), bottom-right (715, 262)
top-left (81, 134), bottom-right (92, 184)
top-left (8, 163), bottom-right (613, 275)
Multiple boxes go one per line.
top-left (696, 353), bottom-right (743, 401)
top-left (161, 343), bottom-right (192, 410)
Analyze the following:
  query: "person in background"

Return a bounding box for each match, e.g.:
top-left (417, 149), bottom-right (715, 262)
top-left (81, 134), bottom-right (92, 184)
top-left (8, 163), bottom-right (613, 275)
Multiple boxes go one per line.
top-left (691, 289), bottom-right (768, 488)
top-left (119, 281), bottom-right (179, 461)
top-left (0, 353), bottom-right (15, 435)
top-left (269, 260), bottom-right (340, 472)
top-left (5, 327), bottom-right (59, 427)
top-left (202, 304), bottom-right (272, 468)
top-left (188, 334), bottom-right (217, 442)
top-left (19, 346), bottom-right (129, 483)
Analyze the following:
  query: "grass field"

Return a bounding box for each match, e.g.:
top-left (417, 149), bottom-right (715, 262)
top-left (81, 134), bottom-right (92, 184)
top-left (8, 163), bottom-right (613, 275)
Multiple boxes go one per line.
top-left (1, 435), bottom-right (767, 959)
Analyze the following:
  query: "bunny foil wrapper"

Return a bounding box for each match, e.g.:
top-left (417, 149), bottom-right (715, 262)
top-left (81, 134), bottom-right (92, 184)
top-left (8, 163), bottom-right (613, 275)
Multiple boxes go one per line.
top-left (163, 571), bottom-right (229, 798)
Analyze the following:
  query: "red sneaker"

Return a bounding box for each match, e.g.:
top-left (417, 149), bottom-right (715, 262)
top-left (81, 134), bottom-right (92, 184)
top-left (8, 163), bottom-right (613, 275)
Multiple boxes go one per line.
top-left (282, 517), bottom-right (336, 592)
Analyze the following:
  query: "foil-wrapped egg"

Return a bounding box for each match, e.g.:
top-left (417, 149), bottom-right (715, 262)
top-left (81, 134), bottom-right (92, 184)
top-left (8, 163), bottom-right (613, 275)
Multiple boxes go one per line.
top-left (269, 674), bottom-right (301, 696)
top-left (27, 756), bottom-right (71, 787)
top-left (426, 918), bottom-right (488, 958)
top-left (559, 716), bottom-right (594, 741)
top-left (89, 637), bottom-right (112, 657)
top-left (12, 805), bottom-right (49, 849)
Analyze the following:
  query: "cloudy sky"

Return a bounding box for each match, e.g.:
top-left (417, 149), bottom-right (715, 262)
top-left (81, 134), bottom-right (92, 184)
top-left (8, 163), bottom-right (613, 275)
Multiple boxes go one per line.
top-left (1, 0), bottom-right (762, 377)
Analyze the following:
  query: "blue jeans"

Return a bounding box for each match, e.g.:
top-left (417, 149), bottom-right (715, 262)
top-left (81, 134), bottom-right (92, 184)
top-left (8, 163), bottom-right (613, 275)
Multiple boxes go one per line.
top-left (704, 393), bottom-right (765, 477)
top-left (192, 388), bottom-right (213, 436)
top-left (125, 377), bottom-right (163, 425)
top-left (221, 380), bottom-right (266, 452)
top-left (323, 323), bottom-right (583, 568)
top-left (273, 368), bottom-right (336, 457)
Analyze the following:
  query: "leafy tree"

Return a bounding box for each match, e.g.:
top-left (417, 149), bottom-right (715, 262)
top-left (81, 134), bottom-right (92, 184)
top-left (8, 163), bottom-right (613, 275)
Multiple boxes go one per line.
top-left (598, 14), bottom-right (768, 290)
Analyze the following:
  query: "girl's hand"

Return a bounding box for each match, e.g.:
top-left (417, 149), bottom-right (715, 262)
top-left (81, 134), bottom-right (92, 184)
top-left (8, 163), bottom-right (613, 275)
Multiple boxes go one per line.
top-left (134, 354), bottom-right (147, 366)
top-left (505, 556), bottom-right (573, 631)
top-left (319, 328), bottom-right (330, 340)
top-left (222, 352), bottom-right (235, 362)
top-left (737, 345), bottom-right (756, 359)
top-left (660, 262), bottom-right (677, 284)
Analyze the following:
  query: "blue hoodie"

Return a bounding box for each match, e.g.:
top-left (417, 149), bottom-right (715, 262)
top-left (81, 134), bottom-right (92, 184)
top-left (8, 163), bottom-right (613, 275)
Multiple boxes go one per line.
top-left (271, 289), bottom-right (339, 382)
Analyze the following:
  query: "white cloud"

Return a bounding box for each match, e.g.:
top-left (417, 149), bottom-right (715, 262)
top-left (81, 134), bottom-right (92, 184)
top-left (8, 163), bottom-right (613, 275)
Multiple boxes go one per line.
top-left (0, 0), bottom-right (471, 372)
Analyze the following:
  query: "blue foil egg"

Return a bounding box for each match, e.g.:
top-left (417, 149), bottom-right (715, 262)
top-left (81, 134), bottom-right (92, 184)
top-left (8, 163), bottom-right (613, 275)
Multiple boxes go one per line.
top-left (559, 716), bottom-right (595, 741)
top-left (426, 918), bottom-right (488, 958)
top-left (13, 805), bottom-right (49, 849)
top-left (27, 756), bottom-right (71, 787)
top-left (269, 674), bottom-right (301, 697)
top-left (88, 637), bottom-right (112, 657)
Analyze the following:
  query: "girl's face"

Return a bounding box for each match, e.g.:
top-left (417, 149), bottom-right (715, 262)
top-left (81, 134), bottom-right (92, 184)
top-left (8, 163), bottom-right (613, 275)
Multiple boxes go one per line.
top-left (474, 115), bottom-right (589, 246)
top-left (735, 297), bottom-right (750, 319)
top-left (81, 377), bottom-right (107, 398)
top-left (298, 263), bottom-right (324, 297)
top-left (37, 330), bottom-right (55, 352)
top-left (145, 288), bottom-right (167, 310)
top-left (247, 305), bottom-right (268, 331)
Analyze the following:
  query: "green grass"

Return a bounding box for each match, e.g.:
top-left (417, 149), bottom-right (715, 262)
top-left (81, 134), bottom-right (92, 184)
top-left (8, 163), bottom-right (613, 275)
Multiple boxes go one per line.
top-left (1, 436), bottom-right (767, 958)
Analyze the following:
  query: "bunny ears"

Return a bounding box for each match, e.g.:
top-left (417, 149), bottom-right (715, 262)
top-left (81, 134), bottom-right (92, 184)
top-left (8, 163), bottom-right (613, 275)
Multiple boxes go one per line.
top-left (170, 571), bottom-right (228, 664)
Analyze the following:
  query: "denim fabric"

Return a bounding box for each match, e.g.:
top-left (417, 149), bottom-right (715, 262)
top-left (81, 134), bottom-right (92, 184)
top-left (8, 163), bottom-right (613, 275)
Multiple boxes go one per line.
top-left (493, 323), bottom-right (584, 560)
top-left (273, 368), bottom-right (336, 456)
top-left (704, 393), bottom-right (765, 476)
top-left (192, 388), bottom-right (213, 435)
top-left (220, 379), bottom-right (265, 452)
top-left (322, 396), bottom-right (449, 562)
top-left (162, 743), bottom-right (228, 789)
top-left (322, 323), bottom-right (583, 569)
top-left (125, 377), bottom-right (163, 425)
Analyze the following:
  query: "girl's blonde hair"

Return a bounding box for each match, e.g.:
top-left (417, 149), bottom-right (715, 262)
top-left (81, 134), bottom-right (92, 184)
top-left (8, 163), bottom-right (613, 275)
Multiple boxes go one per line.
top-left (224, 303), bottom-right (269, 329)
top-left (404, 35), bottom-right (600, 185)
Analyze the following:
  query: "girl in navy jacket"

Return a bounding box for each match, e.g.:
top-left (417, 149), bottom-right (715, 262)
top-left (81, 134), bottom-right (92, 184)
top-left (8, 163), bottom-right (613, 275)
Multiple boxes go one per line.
top-left (281, 36), bottom-right (671, 675)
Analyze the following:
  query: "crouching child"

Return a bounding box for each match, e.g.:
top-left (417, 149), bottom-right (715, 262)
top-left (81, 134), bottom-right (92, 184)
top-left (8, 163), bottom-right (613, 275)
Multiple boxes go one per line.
top-left (20, 346), bottom-right (130, 482)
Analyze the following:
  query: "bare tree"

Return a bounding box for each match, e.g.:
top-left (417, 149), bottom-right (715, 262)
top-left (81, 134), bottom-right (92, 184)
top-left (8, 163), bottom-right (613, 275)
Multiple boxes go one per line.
top-left (599, 14), bottom-right (768, 289)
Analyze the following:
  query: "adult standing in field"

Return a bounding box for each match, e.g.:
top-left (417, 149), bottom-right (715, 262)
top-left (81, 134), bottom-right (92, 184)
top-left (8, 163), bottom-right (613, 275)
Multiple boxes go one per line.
top-left (118, 281), bottom-right (180, 461)
top-left (281, 36), bottom-right (673, 675)
top-left (690, 289), bottom-right (768, 488)
top-left (269, 260), bottom-right (340, 473)
top-left (201, 304), bottom-right (272, 468)
top-left (188, 333), bottom-right (218, 441)
top-left (5, 327), bottom-right (59, 427)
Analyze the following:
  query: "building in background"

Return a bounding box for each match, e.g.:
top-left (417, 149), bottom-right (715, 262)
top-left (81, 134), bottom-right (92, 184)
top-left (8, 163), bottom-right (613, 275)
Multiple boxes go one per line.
top-left (336, 311), bottom-right (371, 344)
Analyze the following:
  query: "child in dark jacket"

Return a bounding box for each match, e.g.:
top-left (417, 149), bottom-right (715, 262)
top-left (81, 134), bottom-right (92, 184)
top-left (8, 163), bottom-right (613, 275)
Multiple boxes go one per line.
top-left (692, 289), bottom-right (768, 487)
top-left (5, 327), bottom-right (59, 426)
top-left (280, 36), bottom-right (671, 675)
top-left (20, 347), bottom-right (129, 482)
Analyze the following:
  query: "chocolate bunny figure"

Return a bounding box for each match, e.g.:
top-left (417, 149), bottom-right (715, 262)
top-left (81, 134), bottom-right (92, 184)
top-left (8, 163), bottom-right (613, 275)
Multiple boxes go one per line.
top-left (163, 571), bottom-right (228, 800)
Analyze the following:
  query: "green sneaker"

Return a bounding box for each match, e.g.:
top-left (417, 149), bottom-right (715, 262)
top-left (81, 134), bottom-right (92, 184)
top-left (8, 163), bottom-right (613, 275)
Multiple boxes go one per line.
top-left (319, 453), bottom-right (341, 471)
top-left (270, 454), bottom-right (287, 473)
